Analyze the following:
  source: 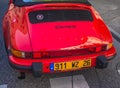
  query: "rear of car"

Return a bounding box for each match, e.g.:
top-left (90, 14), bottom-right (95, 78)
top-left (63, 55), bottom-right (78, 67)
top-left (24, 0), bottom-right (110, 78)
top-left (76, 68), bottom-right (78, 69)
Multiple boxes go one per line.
top-left (3, 0), bottom-right (116, 77)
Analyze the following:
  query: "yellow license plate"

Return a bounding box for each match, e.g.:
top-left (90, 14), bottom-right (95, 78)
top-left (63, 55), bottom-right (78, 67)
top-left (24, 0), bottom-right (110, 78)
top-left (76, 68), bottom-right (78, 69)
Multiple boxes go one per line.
top-left (50, 59), bottom-right (91, 71)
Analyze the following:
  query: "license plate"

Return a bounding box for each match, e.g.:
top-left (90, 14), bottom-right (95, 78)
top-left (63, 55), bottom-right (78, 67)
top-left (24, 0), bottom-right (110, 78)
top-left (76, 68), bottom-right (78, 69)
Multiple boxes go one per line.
top-left (50, 59), bottom-right (91, 71)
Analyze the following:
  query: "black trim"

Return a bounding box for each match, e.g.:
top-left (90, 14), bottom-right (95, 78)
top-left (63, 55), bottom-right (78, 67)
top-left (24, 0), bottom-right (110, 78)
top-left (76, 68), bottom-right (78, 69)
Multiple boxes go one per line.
top-left (13, 0), bottom-right (91, 7)
top-left (107, 53), bottom-right (117, 61)
top-left (29, 9), bottom-right (93, 24)
top-left (9, 59), bottom-right (31, 71)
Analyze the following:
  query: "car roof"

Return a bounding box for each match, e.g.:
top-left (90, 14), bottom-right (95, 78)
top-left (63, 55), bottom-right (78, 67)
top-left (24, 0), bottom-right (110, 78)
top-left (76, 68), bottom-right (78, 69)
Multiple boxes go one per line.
top-left (13, 0), bottom-right (91, 7)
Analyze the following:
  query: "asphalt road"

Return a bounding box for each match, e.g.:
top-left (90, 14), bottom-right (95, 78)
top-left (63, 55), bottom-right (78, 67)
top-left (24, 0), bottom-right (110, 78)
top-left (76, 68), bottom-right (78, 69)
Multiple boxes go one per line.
top-left (0, 0), bottom-right (120, 88)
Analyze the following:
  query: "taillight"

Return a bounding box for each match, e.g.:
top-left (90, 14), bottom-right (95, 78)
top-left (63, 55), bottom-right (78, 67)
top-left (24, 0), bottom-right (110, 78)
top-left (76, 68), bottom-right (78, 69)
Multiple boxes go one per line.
top-left (89, 45), bottom-right (106, 53)
top-left (11, 48), bottom-right (33, 58)
top-left (88, 47), bottom-right (96, 52)
top-left (88, 43), bottom-right (113, 53)
top-left (11, 48), bottom-right (50, 59)
top-left (95, 46), bottom-right (103, 52)
top-left (11, 48), bottom-right (26, 58)
top-left (25, 52), bottom-right (33, 58)
top-left (10, 43), bottom-right (113, 59)
top-left (106, 43), bottom-right (113, 50)
top-left (33, 52), bottom-right (42, 58)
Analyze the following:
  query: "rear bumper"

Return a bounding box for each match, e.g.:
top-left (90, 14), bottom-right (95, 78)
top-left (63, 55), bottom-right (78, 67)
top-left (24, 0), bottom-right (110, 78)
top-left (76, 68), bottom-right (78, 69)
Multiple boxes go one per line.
top-left (9, 46), bottom-right (116, 73)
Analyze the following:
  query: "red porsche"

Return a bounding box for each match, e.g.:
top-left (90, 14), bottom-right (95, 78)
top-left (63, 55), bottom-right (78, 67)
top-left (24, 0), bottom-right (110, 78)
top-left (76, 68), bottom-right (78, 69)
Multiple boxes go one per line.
top-left (2, 0), bottom-right (116, 78)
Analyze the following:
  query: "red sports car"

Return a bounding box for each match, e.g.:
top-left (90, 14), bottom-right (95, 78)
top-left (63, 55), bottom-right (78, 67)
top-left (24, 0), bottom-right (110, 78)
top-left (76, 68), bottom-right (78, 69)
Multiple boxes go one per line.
top-left (2, 0), bottom-right (116, 78)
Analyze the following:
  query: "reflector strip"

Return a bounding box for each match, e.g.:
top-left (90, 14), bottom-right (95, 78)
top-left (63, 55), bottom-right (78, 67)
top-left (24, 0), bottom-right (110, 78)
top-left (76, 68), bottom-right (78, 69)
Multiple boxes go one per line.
top-left (50, 63), bottom-right (54, 71)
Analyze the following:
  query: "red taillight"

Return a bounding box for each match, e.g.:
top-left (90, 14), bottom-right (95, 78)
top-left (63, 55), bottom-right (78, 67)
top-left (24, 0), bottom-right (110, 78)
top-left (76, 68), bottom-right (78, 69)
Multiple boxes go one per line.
top-left (95, 46), bottom-right (102, 52)
top-left (33, 52), bottom-right (42, 58)
top-left (42, 52), bottom-right (50, 58)
top-left (88, 47), bottom-right (96, 52)
top-left (89, 45), bottom-right (106, 53)
top-left (33, 52), bottom-right (50, 59)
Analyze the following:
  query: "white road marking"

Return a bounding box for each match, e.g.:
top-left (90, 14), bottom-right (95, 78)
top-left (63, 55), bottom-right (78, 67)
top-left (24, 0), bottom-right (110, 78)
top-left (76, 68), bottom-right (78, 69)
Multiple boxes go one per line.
top-left (118, 70), bottom-right (120, 74)
top-left (50, 76), bottom-right (72, 88)
top-left (73, 75), bottom-right (89, 88)
top-left (0, 84), bottom-right (7, 88)
top-left (50, 75), bottom-right (89, 88)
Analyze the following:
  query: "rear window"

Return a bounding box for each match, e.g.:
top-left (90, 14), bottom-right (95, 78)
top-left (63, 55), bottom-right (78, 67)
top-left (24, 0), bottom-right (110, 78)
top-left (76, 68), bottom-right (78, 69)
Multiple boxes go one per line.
top-left (23, 0), bottom-right (86, 2)
top-left (13, 0), bottom-right (91, 7)
top-left (29, 9), bottom-right (93, 24)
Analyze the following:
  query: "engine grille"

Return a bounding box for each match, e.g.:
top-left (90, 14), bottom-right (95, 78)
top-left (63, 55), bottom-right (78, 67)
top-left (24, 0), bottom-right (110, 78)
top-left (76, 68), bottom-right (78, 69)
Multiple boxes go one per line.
top-left (29, 9), bottom-right (93, 24)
